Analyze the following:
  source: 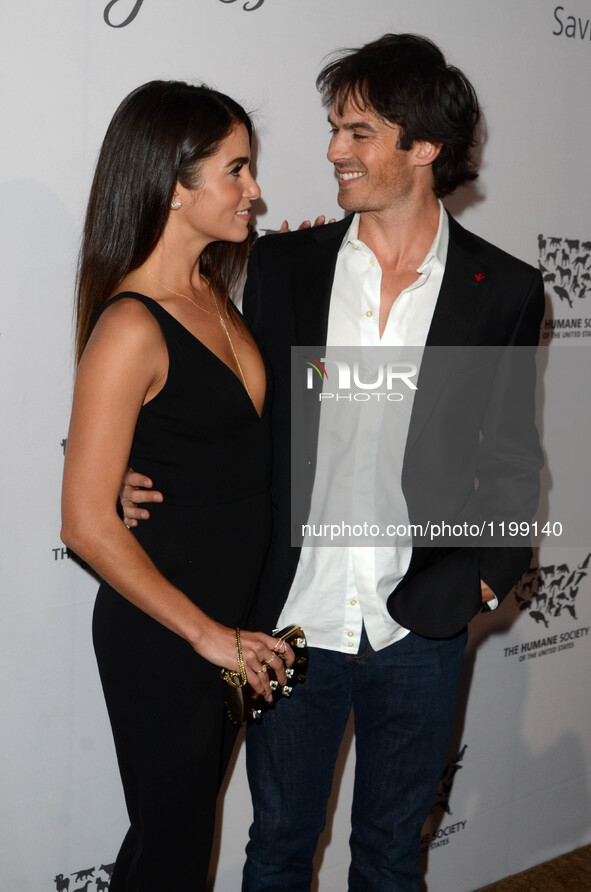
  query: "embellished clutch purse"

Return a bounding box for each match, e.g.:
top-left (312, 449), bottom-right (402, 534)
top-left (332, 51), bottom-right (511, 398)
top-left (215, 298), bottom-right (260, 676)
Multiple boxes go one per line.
top-left (220, 624), bottom-right (308, 725)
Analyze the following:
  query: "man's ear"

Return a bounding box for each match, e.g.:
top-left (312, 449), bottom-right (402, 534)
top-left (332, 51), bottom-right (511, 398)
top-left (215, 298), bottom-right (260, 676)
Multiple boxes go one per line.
top-left (413, 140), bottom-right (443, 167)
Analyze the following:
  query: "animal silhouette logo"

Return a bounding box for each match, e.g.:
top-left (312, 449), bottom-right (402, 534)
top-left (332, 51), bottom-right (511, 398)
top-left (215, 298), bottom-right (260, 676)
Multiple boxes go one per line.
top-left (431, 744), bottom-right (468, 817)
top-left (53, 862), bottom-right (114, 891)
top-left (539, 234), bottom-right (591, 309)
top-left (514, 553), bottom-right (590, 628)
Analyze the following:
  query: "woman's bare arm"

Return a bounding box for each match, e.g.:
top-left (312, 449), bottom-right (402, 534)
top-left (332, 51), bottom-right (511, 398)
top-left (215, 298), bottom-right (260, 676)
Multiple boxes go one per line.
top-left (61, 299), bottom-right (289, 696)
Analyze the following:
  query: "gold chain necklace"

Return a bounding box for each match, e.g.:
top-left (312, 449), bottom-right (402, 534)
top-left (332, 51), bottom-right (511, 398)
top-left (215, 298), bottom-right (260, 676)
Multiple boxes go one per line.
top-left (144, 267), bottom-right (252, 402)
top-left (144, 266), bottom-right (215, 315)
top-left (210, 291), bottom-right (253, 404)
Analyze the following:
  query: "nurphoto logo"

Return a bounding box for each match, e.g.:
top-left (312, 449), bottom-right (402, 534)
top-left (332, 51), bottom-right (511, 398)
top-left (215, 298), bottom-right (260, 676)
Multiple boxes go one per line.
top-left (304, 354), bottom-right (418, 402)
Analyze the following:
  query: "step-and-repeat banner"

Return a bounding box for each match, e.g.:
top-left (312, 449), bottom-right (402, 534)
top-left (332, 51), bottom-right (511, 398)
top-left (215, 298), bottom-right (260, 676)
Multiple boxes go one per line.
top-left (1, 2), bottom-right (590, 890)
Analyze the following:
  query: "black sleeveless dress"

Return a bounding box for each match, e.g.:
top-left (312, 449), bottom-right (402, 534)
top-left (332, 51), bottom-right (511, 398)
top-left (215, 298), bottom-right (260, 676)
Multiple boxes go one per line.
top-left (91, 293), bottom-right (272, 891)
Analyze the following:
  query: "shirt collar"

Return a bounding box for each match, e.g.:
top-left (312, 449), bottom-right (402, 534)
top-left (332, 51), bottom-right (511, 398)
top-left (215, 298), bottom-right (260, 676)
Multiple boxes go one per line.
top-left (418, 200), bottom-right (448, 273)
top-left (339, 200), bottom-right (448, 272)
top-left (339, 212), bottom-right (362, 253)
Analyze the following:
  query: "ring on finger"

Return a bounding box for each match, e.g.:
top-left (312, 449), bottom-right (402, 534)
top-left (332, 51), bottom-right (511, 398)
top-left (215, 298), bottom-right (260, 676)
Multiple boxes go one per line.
top-left (256, 665), bottom-right (268, 674)
top-left (273, 640), bottom-right (287, 655)
top-left (263, 653), bottom-right (276, 666)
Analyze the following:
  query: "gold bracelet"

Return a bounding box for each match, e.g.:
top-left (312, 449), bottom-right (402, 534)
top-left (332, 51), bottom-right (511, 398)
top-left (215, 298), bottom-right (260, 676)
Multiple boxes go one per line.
top-left (219, 627), bottom-right (248, 688)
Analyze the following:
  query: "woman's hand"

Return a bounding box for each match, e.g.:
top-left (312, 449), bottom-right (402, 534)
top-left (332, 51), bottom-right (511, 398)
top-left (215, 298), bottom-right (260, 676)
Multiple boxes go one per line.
top-left (193, 619), bottom-right (295, 702)
top-left (279, 214), bottom-right (336, 233)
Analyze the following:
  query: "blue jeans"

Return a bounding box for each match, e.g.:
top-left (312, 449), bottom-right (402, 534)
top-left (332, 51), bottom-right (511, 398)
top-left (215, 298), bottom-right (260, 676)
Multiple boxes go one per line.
top-left (243, 627), bottom-right (467, 892)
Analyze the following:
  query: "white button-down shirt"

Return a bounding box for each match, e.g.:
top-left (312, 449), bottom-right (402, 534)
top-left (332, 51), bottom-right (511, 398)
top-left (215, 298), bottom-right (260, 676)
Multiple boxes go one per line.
top-left (277, 205), bottom-right (452, 653)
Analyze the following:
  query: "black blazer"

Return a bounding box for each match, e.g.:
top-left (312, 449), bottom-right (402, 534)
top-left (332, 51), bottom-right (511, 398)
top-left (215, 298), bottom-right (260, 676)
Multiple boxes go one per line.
top-left (243, 213), bottom-right (544, 638)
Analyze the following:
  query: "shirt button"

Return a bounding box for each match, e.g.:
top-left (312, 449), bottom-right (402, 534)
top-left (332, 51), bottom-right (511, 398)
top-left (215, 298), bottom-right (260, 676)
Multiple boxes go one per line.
top-left (352, 242), bottom-right (359, 250)
top-left (347, 630), bottom-right (354, 637)
top-left (365, 310), bottom-right (373, 318)
top-left (370, 260), bottom-right (376, 268)
top-left (348, 641), bottom-right (355, 648)
top-left (350, 599), bottom-right (357, 606)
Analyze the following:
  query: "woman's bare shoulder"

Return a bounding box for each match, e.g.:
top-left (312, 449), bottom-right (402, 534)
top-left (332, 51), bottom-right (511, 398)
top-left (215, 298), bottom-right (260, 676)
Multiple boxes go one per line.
top-left (90, 295), bottom-right (164, 351)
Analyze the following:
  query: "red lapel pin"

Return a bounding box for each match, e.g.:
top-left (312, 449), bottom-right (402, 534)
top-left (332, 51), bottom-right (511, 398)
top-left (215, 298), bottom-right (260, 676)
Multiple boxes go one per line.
top-left (474, 273), bottom-right (485, 282)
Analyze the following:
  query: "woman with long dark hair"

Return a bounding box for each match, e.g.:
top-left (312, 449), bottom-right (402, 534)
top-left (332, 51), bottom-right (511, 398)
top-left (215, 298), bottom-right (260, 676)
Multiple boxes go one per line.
top-left (61, 81), bottom-right (293, 891)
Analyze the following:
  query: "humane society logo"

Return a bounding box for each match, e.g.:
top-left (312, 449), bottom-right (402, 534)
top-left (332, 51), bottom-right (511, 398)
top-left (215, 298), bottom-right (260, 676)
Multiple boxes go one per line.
top-left (53, 862), bottom-right (114, 891)
top-left (503, 554), bottom-right (591, 663)
top-left (538, 234), bottom-right (591, 341)
top-left (421, 745), bottom-right (469, 852)
top-left (514, 553), bottom-right (590, 628)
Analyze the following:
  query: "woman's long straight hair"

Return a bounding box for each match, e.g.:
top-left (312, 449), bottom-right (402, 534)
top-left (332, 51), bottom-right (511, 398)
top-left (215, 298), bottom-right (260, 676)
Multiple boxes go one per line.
top-left (75, 81), bottom-right (254, 363)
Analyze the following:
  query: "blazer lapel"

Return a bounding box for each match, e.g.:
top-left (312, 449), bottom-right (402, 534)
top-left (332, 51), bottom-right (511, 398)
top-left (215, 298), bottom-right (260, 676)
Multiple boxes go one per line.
top-left (291, 217), bottom-right (351, 347)
top-left (405, 214), bottom-right (494, 454)
top-left (289, 219), bottom-right (350, 460)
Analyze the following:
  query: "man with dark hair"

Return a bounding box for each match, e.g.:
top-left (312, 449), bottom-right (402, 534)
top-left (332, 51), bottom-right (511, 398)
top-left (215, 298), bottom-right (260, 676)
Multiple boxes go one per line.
top-left (239, 33), bottom-right (543, 891)
top-left (123, 33), bottom-right (543, 892)
top-left (316, 32), bottom-right (480, 199)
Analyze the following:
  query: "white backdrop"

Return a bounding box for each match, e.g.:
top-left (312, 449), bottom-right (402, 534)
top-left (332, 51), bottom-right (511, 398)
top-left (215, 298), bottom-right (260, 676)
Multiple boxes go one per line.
top-left (1, 2), bottom-right (590, 890)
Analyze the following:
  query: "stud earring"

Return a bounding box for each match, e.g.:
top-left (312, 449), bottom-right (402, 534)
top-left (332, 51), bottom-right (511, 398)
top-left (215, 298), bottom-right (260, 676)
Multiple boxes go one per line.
top-left (170, 200), bottom-right (182, 209)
